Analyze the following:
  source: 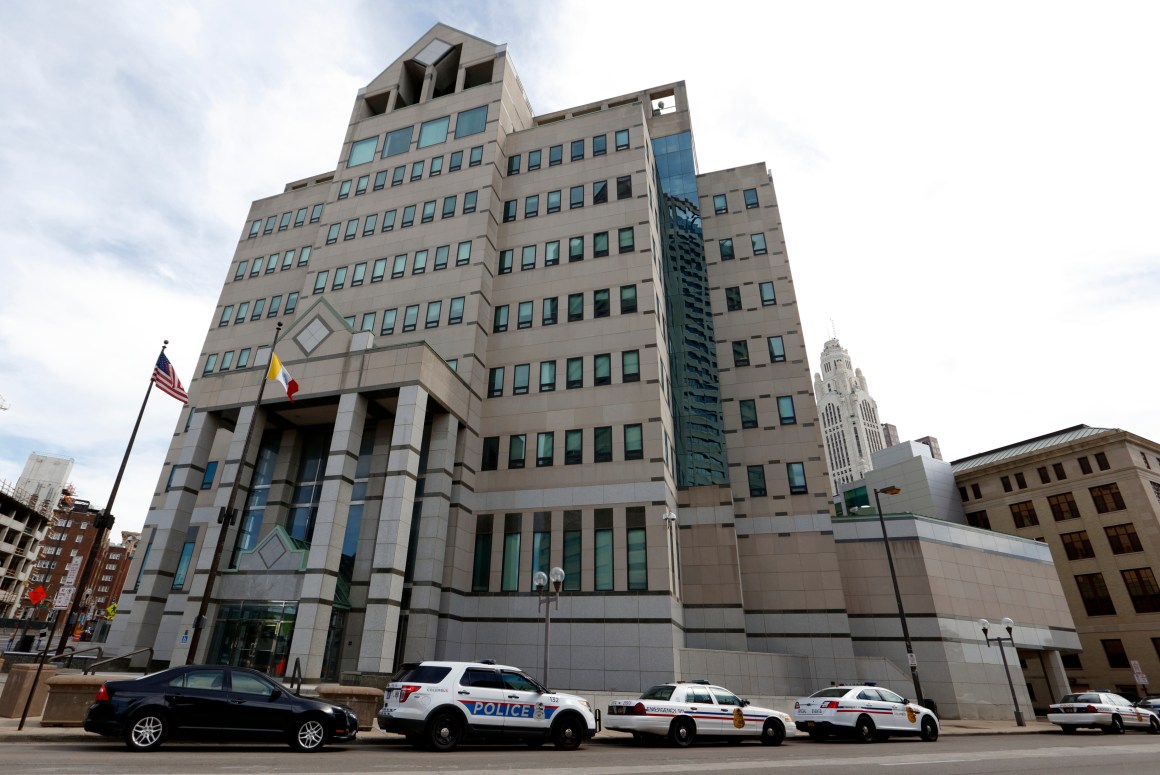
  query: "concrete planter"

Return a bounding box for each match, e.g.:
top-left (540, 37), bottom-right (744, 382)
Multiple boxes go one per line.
top-left (0, 663), bottom-right (57, 719)
top-left (41, 674), bottom-right (107, 727)
top-left (316, 684), bottom-right (382, 731)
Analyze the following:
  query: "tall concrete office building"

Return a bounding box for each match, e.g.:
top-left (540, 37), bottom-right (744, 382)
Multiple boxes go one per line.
top-left (110, 25), bottom-right (842, 688)
top-left (814, 338), bottom-right (885, 493)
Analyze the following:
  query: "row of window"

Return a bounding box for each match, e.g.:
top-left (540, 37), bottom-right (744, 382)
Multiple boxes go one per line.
top-left (347, 104), bottom-right (489, 167)
top-left (247, 204), bottom-right (324, 239)
top-left (492, 286), bottom-right (637, 333)
top-left (1075, 566), bottom-right (1160, 616)
top-left (711, 188), bottom-right (761, 214)
top-left (960, 452), bottom-right (1114, 501)
top-left (481, 425), bottom-right (645, 470)
top-left (1059, 522), bottom-right (1144, 560)
top-left (486, 351), bottom-right (641, 397)
top-left (710, 233), bottom-right (770, 262)
top-left (355, 296), bottom-right (467, 337)
top-left (498, 228), bottom-right (637, 276)
top-left (340, 144), bottom-right (485, 199)
top-left (504, 129), bottom-right (631, 177)
top-left (502, 175), bottom-right (633, 222)
top-left (217, 292), bottom-right (300, 329)
top-left (744, 462), bottom-right (810, 497)
top-left (736, 395), bottom-right (798, 428)
top-left (233, 246), bottom-right (313, 282)
top-left (471, 506), bottom-right (645, 594)
top-left (724, 282), bottom-right (777, 311)
top-left (731, 336), bottom-right (789, 367)
top-left (312, 242), bottom-right (474, 295)
top-left (1085, 637), bottom-right (1160, 673)
top-left (325, 191), bottom-right (481, 244)
top-left (965, 483), bottom-right (1128, 530)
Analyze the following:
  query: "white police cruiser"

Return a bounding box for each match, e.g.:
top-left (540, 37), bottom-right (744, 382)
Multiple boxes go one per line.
top-left (606, 680), bottom-right (796, 746)
top-left (376, 660), bottom-right (597, 751)
top-left (793, 684), bottom-right (939, 742)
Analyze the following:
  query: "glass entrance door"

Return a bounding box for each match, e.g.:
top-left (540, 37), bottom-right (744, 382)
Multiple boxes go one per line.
top-left (207, 601), bottom-right (296, 677)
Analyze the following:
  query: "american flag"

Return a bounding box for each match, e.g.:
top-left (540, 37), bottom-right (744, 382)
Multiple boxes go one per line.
top-left (153, 352), bottom-right (189, 404)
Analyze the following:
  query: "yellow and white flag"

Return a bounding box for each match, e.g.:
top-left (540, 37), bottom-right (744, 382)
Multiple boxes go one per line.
top-left (267, 353), bottom-right (299, 402)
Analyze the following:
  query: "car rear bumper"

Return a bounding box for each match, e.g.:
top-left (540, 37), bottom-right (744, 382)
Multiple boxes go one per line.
top-left (377, 712), bottom-right (427, 735)
top-left (1048, 712), bottom-right (1106, 726)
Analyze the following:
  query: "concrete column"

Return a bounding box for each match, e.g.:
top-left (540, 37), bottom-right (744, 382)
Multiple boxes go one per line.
top-left (172, 404), bottom-right (267, 665)
top-left (108, 409), bottom-right (221, 655)
top-left (288, 392), bottom-right (368, 679)
top-left (1042, 649), bottom-right (1071, 705)
top-left (402, 413), bottom-right (458, 662)
top-left (358, 385), bottom-right (428, 674)
top-left (454, 66), bottom-right (466, 93)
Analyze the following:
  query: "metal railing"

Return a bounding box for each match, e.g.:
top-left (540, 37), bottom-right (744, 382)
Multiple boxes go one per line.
top-left (289, 657), bottom-right (303, 696)
top-left (85, 646), bottom-right (153, 675)
top-left (49, 644), bottom-right (103, 669)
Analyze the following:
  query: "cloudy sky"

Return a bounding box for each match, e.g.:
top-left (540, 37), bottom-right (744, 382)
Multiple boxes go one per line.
top-left (1, 1), bottom-right (1157, 534)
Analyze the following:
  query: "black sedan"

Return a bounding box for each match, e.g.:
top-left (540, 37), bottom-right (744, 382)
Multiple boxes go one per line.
top-left (84, 664), bottom-right (358, 752)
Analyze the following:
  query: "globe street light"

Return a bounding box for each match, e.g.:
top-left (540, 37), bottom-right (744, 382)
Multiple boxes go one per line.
top-left (980, 617), bottom-right (1026, 726)
top-left (873, 485), bottom-right (925, 706)
top-left (534, 566), bottom-right (566, 688)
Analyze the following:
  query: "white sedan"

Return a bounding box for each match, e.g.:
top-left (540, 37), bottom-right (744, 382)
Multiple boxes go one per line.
top-left (793, 685), bottom-right (938, 742)
top-left (606, 681), bottom-right (796, 746)
top-left (1047, 692), bottom-right (1160, 734)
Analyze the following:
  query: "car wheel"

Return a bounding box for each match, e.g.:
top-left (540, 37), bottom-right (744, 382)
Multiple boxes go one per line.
top-left (855, 715), bottom-right (876, 743)
top-left (1149, 717), bottom-right (1160, 735)
top-left (290, 716), bottom-right (327, 751)
top-left (920, 716), bottom-right (939, 742)
top-left (808, 729), bottom-right (829, 741)
top-left (427, 711), bottom-right (463, 752)
top-left (1104, 715), bottom-right (1124, 735)
top-left (125, 710), bottom-right (167, 752)
top-left (760, 718), bottom-right (785, 747)
top-left (1060, 725), bottom-right (1077, 734)
top-left (668, 717), bottom-right (696, 747)
top-left (552, 713), bottom-right (584, 750)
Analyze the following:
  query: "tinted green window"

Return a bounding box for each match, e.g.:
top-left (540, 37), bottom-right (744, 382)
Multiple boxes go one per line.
top-left (594, 529), bottom-right (613, 591)
top-left (382, 126), bottom-right (413, 157)
top-left (627, 527), bottom-right (647, 590)
top-left (348, 136), bottom-right (378, 166)
top-left (417, 116), bottom-right (450, 148)
top-left (455, 106), bottom-right (487, 138)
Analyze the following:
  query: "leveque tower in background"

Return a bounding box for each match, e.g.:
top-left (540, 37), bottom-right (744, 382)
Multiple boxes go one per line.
top-left (108, 24), bottom-right (847, 690)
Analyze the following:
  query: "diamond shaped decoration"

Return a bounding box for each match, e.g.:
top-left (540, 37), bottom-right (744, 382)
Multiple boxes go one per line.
top-left (295, 317), bottom-right (331, 354)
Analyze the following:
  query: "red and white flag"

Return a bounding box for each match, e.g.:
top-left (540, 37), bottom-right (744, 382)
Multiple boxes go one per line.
top-left (153, 352), bottom-right (189, 403)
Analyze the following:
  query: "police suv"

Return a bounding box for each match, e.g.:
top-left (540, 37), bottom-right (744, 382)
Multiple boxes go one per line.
top-left (376, 660), bottom-right (598, 751)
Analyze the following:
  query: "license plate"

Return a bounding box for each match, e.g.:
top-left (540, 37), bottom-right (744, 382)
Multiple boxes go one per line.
top-left (806, 721), bottom-right (815, 727)
top-left (1063, 708), bottom-right (1074, 713)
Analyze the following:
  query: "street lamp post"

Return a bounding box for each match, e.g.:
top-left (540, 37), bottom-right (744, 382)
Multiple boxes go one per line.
top-left (534, 566), bottom-right (565, 689)
top-left (872, 485), bottom-right (925, 706)
top-left (980, 617), bottom-right (1026, 726)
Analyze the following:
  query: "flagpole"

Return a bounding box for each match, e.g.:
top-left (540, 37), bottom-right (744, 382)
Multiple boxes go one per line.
top-left (186, 322), bottom-right (283, 664)
top-left (53, 341), bottom-right (168, 656)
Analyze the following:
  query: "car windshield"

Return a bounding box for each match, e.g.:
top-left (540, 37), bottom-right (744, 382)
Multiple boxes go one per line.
top-left (640, 685), bottom-right (675, 701)
top-left (1059, 693), bottom-right (1102, 703)
top-left (810, 687), bottom-right (851, 698)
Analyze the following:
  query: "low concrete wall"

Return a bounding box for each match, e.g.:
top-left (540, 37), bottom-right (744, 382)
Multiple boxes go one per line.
top-left (42, 674), bottom-right (106, 727)
top-left (0, 663), bottom-right (57, 718)
top-left (317, 684), bottom-right (382, 731)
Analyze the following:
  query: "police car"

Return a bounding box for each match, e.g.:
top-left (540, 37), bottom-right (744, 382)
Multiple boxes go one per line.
top-left (793, 685), bottom-right (939, 742)
top-left (376, 660), bottom-right (597, 751)
top-left (606, 680), bottom-right (796, 746)
top-left (1047, 691), bottom-right (1160, 734)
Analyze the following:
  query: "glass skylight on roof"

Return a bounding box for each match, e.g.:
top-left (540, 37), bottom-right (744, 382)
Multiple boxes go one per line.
top-left (413, 39), bottom-right (453, 66)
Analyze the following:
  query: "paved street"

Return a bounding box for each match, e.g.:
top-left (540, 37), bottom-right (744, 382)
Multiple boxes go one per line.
top-left (2, 729), bottom-right (1159, 775)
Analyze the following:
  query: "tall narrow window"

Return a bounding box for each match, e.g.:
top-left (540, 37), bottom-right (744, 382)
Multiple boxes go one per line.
top-left (787, 462), bottom-right (807, 494)
top-left (547, 190), bottom-right (561, 213)
top-left (615, 128), bottom-right (630, 150)
top-left (509, 435), bottom-right (526, 469)
top-left (740, 399), bottom-right (758, 429)
top-left (532, 512), bottom-right (551, 577)
top-left (743, 188), bottom-right (759, 208)
top-left (594, 509), bottom-right (613, 591)
top-left (481, 437), bottom-right (500, 471)
top-left (759, 282), bottom-right (776, 306)
top-left (380, 308), bottom-right (397, 335)
top-left (620, 285), bottom-right (637, 314)
top-left (1075, 573), bottom-right (1116, 616)
top-left (627, 507), bottom-right (647, 590)
top-left (545, 240), bottom-right (560, 266)
top-left (402, 304), bottom-right (418, 332)
top-left (733, 340), bottom-right (750, 367)
top-left (594, 354), bottom-right (611, 385)
top-left (513, 363), bottom-right (530, 395)
top-left (1106, 523), bottom-right (1143, 554)
top-left (501, 514), bottom-right (521, 591)
top-left (563, 511), bottom-right (581, 591)
top-left (537, 432), bottom-right (554, 467)
top-left (448, 296), bottom-right (464, 325)
top-left (594, 289), bottom-right (610, 318)
top-left (726, 286), bottom-right (742, 311)
top-left (517, 301), bottom-right (533, 329)
top-left (568, 293), bottom-right (584, 321)
top-left (720, 239), bottom-right (735, 260)
top-left (618, 227), bottom-right (635, 252)
top-left (777, 395), bottom-right (796, 424)
top-left (488, 367), bottom-right (505, 398)
top-left (472, 515), bottom-right (493, 591)
top-left (747, 465), bottom-right (767, 497)
top-left (594, 426), bottom-right (612, 463)
top-left (565, 429), bottom-right (583, 465)
top-left (567, 357), bottom-right (583, 389)
top-left (751, 233), bottom-right (768, 254)
top-left (622, 350), bottom-right (640, 383)
top-left (171, 527), bottom-right (199, 589)
top-left (493, 305), bottom-right (508, 332)
top-left (542, 297), bottom-right (558, 325)
top-left (539, 360), bottom-right (556, 392)
top-left (624, 424), bottom-right (643, 460)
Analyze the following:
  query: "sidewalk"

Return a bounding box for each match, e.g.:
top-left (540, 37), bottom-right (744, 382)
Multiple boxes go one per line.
top-left (0, 713), bottom-right (1055, 744)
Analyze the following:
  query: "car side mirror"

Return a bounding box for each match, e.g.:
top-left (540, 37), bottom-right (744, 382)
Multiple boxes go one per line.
top-left (741, 699), bottom-right (750, 706)
top-left (270, 688), bottom-right (283, 701)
